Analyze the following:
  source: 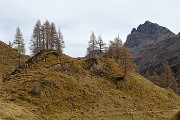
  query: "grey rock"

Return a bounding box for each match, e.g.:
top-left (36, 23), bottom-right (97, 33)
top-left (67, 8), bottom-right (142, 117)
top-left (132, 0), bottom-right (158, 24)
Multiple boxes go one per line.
top-left (125, 21), bottom-right (175, 55)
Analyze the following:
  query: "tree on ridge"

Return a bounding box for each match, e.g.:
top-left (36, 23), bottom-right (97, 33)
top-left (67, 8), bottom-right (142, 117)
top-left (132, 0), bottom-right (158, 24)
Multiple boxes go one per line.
top-left (30, 20), bottom-right (65, 55)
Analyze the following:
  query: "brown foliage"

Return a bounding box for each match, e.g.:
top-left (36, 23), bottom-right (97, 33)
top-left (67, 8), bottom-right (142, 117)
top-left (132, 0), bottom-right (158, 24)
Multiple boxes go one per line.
top-left (104, 37), bottom-right (136, 78)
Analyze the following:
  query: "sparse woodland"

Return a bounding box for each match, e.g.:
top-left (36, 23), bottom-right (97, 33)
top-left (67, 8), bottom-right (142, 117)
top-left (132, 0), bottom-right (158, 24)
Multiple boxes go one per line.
top-left (86, 32), bottom-right (135, 78)
top-left (10, 22), bottom-right (135, 79)
top-left (10, 20), bottom-right (179, 94)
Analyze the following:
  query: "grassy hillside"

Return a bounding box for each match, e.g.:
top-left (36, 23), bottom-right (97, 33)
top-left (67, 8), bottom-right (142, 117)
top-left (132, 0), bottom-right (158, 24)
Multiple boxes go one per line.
top-left (0, 50), bottom-right (180, 120)
top-left (0, 41), bottom-right (29, 77)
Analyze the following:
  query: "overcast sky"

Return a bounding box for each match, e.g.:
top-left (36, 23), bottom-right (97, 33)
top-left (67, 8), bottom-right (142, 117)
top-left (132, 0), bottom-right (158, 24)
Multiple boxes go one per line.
top-left (0, 0), bottom-right (180, 57)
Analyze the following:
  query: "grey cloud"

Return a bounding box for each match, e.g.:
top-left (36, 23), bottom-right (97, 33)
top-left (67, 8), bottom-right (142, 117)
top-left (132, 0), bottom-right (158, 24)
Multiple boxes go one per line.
top-left (0, 0), bottom-right (180, 57)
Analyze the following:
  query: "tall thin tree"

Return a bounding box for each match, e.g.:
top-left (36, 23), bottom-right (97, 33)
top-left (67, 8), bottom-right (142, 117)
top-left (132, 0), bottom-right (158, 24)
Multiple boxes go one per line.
top-left (55, 27), bottom-right (64, 53)
top-left (44, 20), bottom-right (51, 50)
top-left (86, 31), bottom-right (98, 58)
top-left (97, 35), bottom-right (106, 52)
top-left (13, 27), bottom-right (25, 54)
top-left (118, 46), bottom-right (134, 78)
top-left (30, 20), bottom-right (41, 55)
top-left (13, 27), bottom-right (25, 66)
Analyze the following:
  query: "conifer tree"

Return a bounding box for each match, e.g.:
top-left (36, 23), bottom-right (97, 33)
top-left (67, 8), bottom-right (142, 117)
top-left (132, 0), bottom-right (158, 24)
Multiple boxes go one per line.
top-left (104, 35), bottom-right (122, 59)
top-left (13, 27), bottom-right (25, 55)
top-left (104, 35), bottom-right (134, 78)
top-left (88, 32), bottom-right (97, 51)
top-left (40, 25), bottom-right (46, 50)
top-left (30, 20), bottom-right (41, 55)
top-left (97, 35), bottom-right (106, 52)
top-left (118, 46), bottom-right (134, 77)
top-left (30, 20), bottom-right (65, 55)
top-left (44, 20), bottom-right (51, 50)
top-left (86, 31), bottom-right (98, 57)
top-left (49, 23), bottom-right (57, 49)
top-left (55, 27), bottom-right (64, 53)
top-left (13, 27), bottom-right (25, 66)
top-left (159, 61), bottom-right (178, 92)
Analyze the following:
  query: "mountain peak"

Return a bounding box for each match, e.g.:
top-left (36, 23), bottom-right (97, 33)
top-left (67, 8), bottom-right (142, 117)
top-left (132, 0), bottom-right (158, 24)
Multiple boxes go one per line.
top-left (137, 21), bottom-right (158, 34)
top-left (144, 20), bottom-right (153, 24)
top-left (130, 21), bottom-right (155, 34)
top-left (125, 21), bottom-right (175, 52)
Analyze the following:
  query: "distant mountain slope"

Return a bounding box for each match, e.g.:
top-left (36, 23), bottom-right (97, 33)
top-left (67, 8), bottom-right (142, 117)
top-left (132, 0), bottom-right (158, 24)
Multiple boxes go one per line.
top-left (0, 50), bottom-right (179, 119)
top-left (124, 21), bottom-right (180, 93)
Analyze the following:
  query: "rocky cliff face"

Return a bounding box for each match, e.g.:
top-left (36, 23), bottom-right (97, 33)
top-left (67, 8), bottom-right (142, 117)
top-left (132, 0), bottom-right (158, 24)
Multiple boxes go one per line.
top-left (125, 21), bottom-right (175, 55)
top-left (125, 21), bottom-right (180, 93)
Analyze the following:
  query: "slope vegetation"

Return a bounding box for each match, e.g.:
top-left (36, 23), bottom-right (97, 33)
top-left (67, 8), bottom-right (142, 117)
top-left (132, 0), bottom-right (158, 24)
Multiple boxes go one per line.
top-left (0, 41), bottom-right (29, 78)
top-left (0, 50), bottom-right (180, 120)
top-left (0, 41), bottom-right (19, 76)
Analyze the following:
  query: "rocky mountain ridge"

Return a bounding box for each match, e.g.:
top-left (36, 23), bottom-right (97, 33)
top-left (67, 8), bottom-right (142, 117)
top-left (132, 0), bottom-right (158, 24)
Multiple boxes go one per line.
top-left (125, 21), bottom-right (180, 93)
top-left (125, 21), bottom-right (176, 56)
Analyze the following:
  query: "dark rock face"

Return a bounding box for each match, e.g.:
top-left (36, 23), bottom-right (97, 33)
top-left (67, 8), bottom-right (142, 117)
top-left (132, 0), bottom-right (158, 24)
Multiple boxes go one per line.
top-left (125, 21), bottom-right (180, 94)
top-left (125, 21), bottom-right (175, 55)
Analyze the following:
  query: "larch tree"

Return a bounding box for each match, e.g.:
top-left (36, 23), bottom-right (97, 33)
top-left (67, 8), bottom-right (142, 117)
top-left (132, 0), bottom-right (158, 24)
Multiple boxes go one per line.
top-left (104, 40), bottom-right (115, 59)
top-left (118, 46), bottom-right (134, 78)
top-left (86, 31), bottom-right (98, 58)
top-left (44, 20), bottom-right (51, 50)
top-left (104, 35), bottom-right (122, 59)
top-left (114, 35), bottom-right (123, 59)
top-left (30, 20), bottom-right (41, 55)
top-left (159, 61), bottom-right (178, 93)
top-left (40, 24), bottom-right (46, 50)
top-left (13, 27), bottom-right (25, 66)
top-left (55, 27), bottom-right (64, 53)
top-left (104, 35), bottom-right (134, 78)
top-left (97, 35), bottom-right (106, 53)
top-left (30, 20), bottom-right (65, 55)
top-left (13, 27), bottom-right (25, 55)
top-left (49, 23), bottom-right (57, 49)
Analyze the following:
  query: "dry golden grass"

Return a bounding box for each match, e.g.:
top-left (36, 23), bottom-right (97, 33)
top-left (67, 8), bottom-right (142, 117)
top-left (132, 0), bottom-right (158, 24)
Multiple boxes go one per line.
top-left (0, 41), bottom-right (29, 77)
top-left (0, 99), bottom-right (38, 120)
top-left (0, 49), bottom-right (179, 120)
